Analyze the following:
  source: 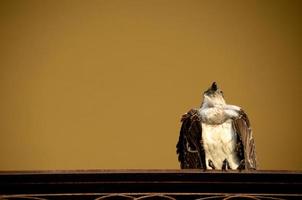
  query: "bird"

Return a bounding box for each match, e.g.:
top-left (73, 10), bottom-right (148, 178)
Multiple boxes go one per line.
top-left (176, 82), bottom-right (257, 170)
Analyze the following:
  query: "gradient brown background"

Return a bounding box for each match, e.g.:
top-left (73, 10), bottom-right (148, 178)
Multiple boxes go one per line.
top-left (0, 0), bottom-right (301, 170)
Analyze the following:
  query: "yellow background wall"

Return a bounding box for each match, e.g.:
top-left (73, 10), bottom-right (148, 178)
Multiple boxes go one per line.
top-left (0, 0), bottom-right (301, 170)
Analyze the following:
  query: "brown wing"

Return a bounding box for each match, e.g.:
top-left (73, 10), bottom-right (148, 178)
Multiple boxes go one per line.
top-left (176, 109), bottom-right (206, 169)
top-left (232, 110), bottom-right (257, 170)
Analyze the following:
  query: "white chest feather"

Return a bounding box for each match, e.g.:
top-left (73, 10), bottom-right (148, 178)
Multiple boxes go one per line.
top-left (201, 121), bottom-right (239, 169)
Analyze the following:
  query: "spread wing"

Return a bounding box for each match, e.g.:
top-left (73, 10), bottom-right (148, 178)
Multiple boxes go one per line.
top-left (233, 110), bottom-right (257, 170)
top-left (176, 109), bottom-right (206, 169)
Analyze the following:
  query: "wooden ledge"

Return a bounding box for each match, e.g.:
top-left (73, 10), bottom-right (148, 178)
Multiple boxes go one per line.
top-left (0, 170), bottom-right (301, 199)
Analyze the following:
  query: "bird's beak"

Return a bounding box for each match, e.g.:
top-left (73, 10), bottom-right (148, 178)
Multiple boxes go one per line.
top-left (211, 82), bottom-right (218, 91)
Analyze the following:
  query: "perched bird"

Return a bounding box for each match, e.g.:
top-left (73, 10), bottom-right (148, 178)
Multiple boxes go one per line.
top-left (176, 82), bottom-right (257, 170)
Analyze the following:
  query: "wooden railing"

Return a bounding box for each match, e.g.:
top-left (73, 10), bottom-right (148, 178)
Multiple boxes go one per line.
top-left (0, 170), bottom-right (301, 199)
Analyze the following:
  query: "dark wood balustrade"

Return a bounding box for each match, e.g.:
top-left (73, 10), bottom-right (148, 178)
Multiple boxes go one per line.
top-left (0, 170), bottom-right (301, 199)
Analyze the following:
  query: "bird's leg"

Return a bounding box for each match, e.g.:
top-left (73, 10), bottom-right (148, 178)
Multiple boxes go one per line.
top-left (208, 159), bottom-right (216, 170)
top-left (222, 159), bottom-right (231, 171)
top-left (237, 159), bottom-right (245, 171)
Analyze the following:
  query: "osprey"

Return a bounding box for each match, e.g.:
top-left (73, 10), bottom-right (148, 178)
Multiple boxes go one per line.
top-left (176, 82), bottom-right (257, 170)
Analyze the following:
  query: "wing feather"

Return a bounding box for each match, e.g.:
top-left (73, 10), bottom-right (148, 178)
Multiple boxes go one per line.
top-left (176, 109), bottom-right (206, 169)
top-left (232, 110), bottom-right (257, 170)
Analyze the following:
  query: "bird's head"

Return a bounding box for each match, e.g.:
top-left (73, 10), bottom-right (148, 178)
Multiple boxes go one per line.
top-left (202, 82), bottom-right (226, 107)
